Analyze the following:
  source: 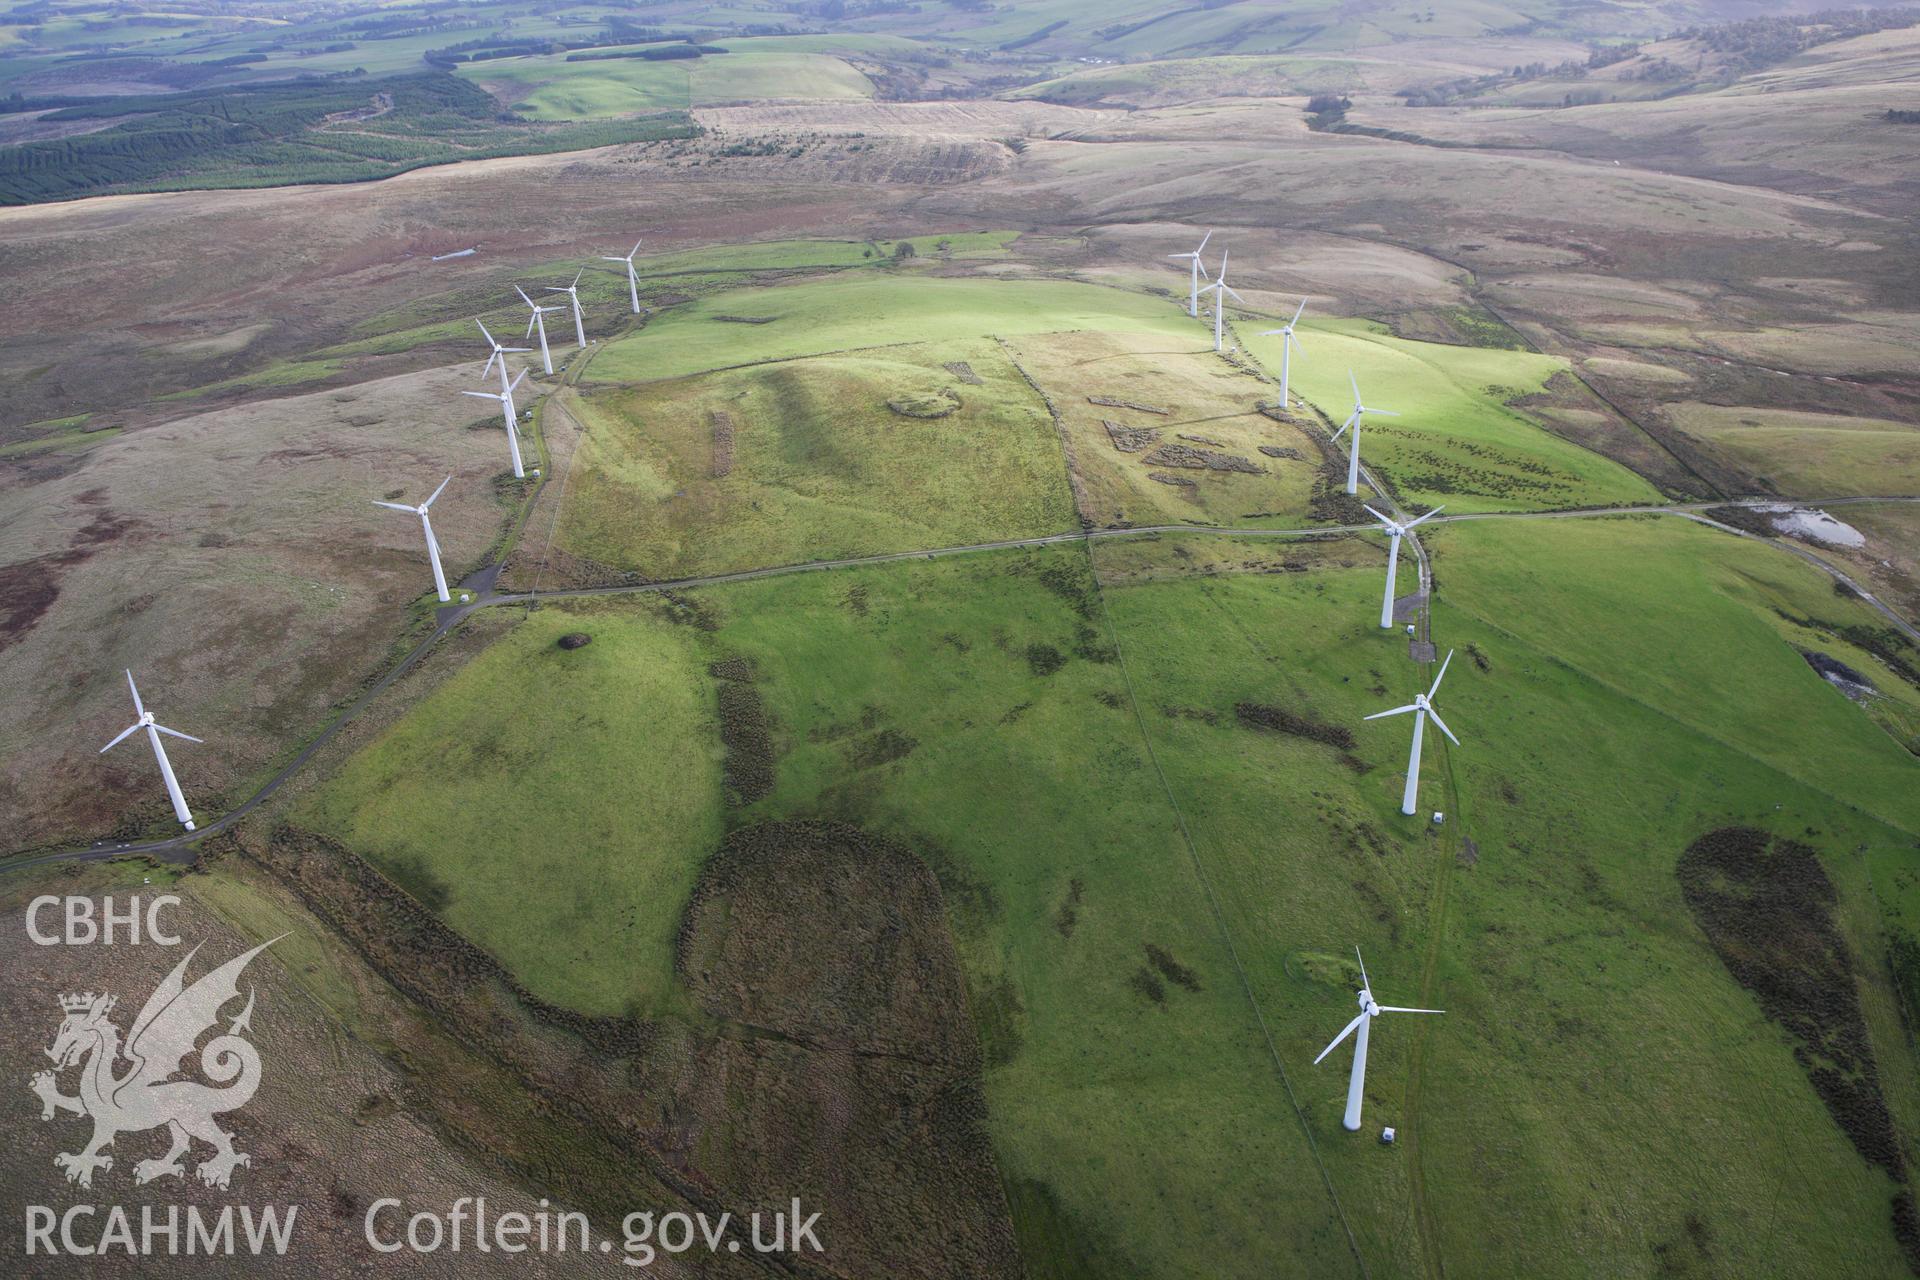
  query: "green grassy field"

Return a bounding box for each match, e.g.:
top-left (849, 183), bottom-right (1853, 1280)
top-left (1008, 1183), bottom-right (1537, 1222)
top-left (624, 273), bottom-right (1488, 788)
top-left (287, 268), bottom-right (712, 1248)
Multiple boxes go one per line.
top-left (304, 510), bottom-right (1920, 1277)
top-left (462, 47), bottom-right (874, 119)
top-left (1097, 516), bottom-right (1920, 1276)
top-left (306, 544), bottom-right (1362, 1277)
top-left (588, 272), bottom-right (1202, 383)
top-left (626, 231), bottom-right (1019, 276)
top-left (557, 339), bottom-right (1076, 578)
top-left (1252, 319), bottom-right (1667, 513)
top-left (1665, 403), bottom-right (1920, 496)
top-left (1008, 54), bottom-right (1363, 106)
top-left (314, 235), bottom-right (1020, 365)
top-left (296, 602), bottom-right (722, 1018)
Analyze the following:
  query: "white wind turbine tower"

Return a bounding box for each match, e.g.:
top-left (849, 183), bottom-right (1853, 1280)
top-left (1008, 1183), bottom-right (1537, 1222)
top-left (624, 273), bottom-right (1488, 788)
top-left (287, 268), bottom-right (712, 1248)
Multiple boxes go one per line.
top-left (1366, 650), bottom-right (1461, 817)
top-left (476, 318), bottom-right (530, 393)
top-left (1363, 503), bottom-right (1442, 630)
top-left (1167, 229), bottom-right (1212, 318)
top-left (1200, 249), bottom-right (1245, 353)
top-left (601, 238), bottom-right (644, 314)
top-left (1332, 369), bottom-right (1398, 496)
top-left (516, 285), bottom-right (563, 375)
top-left (546, 270), bottom-right (588, 349)
top-left (100, 670), bottom-right (204, 833)
top-left (464, 369), bottom-right (530, 478)
top-left (1258, 299), bottom-right (1308, 410)
top-left (373, 475), bottom-right (454, 602)
top-left (1314, 947), bottom-right (1442, 1131)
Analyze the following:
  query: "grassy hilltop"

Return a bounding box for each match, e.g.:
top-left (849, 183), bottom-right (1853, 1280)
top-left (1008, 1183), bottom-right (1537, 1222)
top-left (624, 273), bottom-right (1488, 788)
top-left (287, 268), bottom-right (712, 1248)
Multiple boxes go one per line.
top-left (277, 238), bottom-right (1920, 1278)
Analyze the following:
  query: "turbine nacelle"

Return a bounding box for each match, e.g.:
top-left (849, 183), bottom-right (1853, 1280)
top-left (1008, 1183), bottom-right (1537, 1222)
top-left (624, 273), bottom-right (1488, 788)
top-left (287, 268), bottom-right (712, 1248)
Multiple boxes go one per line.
top-left (1363, 503), bottom-right (1443, 539)
top-left (462, 368), bottom-right (528, 406)
top-left (600, 237), bottom-right (644, 266)
top-left (544, 268), bottom-right (585, 300)
top-left (372, 474), bottom-right (452, 520)
top-left (1257, 300), bottom-right (1309, 349)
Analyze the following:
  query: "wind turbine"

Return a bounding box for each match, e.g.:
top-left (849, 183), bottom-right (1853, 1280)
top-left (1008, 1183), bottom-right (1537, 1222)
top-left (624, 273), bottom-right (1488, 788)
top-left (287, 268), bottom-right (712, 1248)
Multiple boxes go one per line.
top-left (1167, 229), bottom-right (1212, 318)
top-left (545, 270), bottom-right (588, 349)
top-left (373, 475), bottom-right (454, 603)
top-left (463, 369), bottom-right (530, 478)
top-left (1200, 249), bottom-right (1244, 353)
top-left (601, 238), bottom-right (644, 314)
top-left (516, 285), bottom-right (563, 375)
top-left (1332, 370), bottom-right (1399, 496)
top-left (99, 670), bottom-right (203, 833)
top-left (476, 319), bottom-right (530, 392)
top-left (1314, 947), bottom-right (1442, 1131)
top-left (1258, 298), bottom-right (1308, 410)
top-left (1363, 504), bottom-right (1442, 630)
top-left (1366, 650), bottom-right (1461, 817)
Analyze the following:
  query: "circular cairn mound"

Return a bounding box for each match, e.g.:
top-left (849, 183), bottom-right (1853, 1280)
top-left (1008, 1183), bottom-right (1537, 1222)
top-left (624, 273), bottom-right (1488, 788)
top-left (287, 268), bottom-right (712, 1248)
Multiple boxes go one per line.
top-left (886, 388), bottom-right (961, 419)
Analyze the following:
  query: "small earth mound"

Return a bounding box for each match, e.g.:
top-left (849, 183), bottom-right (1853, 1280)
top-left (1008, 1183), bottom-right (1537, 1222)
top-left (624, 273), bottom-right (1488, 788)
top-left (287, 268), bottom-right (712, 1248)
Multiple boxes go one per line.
top-left (557, 632), bottom-right (592, 650)
top-left (887, 388), bottom-right (961, 419)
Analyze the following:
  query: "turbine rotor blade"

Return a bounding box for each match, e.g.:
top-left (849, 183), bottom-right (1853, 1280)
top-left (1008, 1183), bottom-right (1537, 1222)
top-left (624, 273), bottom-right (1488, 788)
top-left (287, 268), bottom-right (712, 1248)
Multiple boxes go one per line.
top-left (508, 369), bottom-right (527, 392)
top-left (1350, 369), bottom-right (1362, 406)
top-left (1314, 1013), bottom-right (1365, 1065)
top-left (1426, 707), bottom-right (1461, 747)
top-left (1377, 1006), bottom-right (1444, 1015)
top-left (1196, 229), bottom-right (1212, 254)
top-left (153, 725), bottom-right (202, 744)
top-left (1291, 298), bottom-right (1307, 325)
top-left (372, 500), bottom-right (416, 512)
top-left (461, 391), bottom-right (496, 401)
top-left (1362, 504), bottom-right (1394, 527)
top-left (1355, 946), bottom-right (1370, 996)
top-left (1364, 704), bottom-right (1419, 721)
top-left (1222, 285), bottom-right (1245, 303)
top-left (525, 312), bottom-right (538, 340)
top-left (476, 319), bottom-right (496, 348)
top-left (571, 268), bottom-right (583, 287)
top-left (99, 722), bottom-right (142, 753)
top-left (1405, 505), bottom-right (1444, 528)
top-left (1366, 408), bottom-right (1402, 417)
top-left (515, 284), bottom-right (535, 307)
top-left (424, 474), bottom-right (453, 508)
top-left (1429, 650), bottom-right (1454, 698)
top-left (125, 669), bottom-right (144, 716)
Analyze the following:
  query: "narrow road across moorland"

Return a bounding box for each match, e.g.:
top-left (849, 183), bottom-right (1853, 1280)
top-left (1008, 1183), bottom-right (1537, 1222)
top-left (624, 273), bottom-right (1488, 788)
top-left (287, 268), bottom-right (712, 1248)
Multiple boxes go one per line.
top-left (6, 495), bottom-right (1916, 871)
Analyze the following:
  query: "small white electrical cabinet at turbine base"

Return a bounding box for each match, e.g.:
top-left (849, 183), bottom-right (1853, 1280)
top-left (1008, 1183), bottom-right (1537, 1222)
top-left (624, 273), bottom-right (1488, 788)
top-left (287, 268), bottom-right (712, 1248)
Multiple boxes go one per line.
top-left (1381, 1127), bottom-right (1397, 1145)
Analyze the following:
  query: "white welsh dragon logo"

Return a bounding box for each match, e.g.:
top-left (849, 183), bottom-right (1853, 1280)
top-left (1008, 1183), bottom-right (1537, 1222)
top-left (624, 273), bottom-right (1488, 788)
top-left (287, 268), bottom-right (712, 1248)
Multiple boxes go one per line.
top-left (28, 937), bottom-right (280, 1190)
